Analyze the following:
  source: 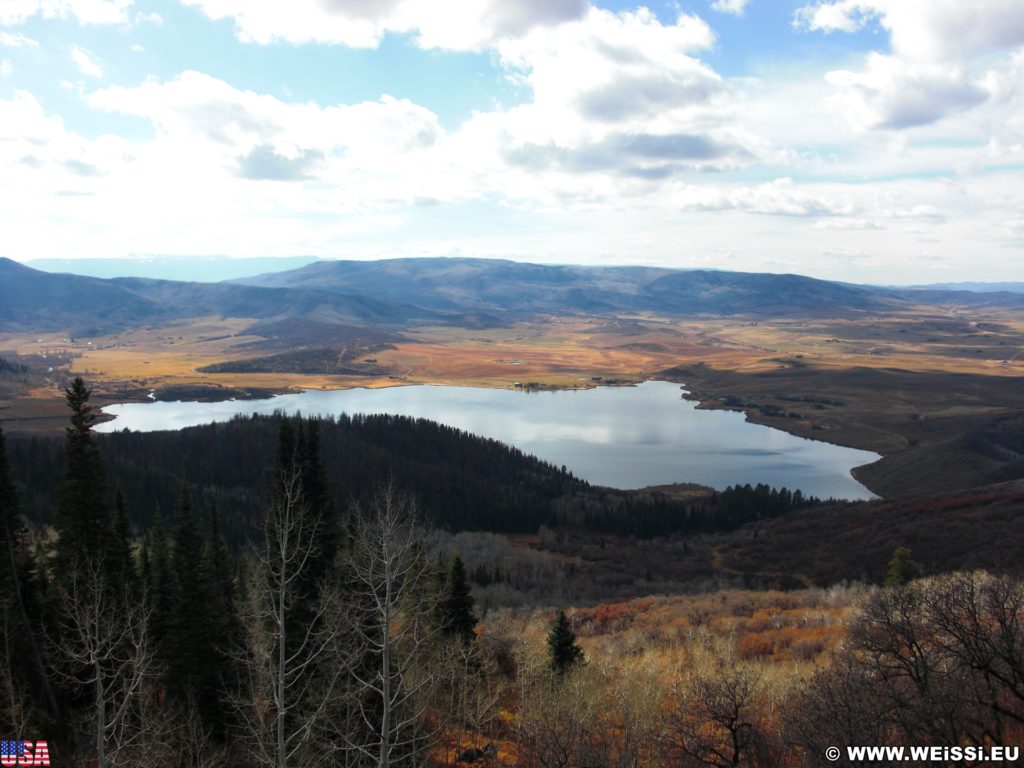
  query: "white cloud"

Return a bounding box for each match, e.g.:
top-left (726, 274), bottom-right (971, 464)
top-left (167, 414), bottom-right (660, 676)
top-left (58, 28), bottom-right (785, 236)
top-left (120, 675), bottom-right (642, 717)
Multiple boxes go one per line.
top-left (795, 1), bottom-right (1024, 132)
top-left (711, 0), bottom-right (750, 17)
top-left (3, 5), bottom-right (1024, 282)
top-left (0, 0), bottom-right (133, 26)
top-left (0, 31), bottom-right (38, 46)
top-left (825, 53), bottom-right (989, 130)
top-left (133, 10), bottom-right (161, 25)
top-left (793, 1), bottom-right (1024, 61)
top-left (473, 8), bottom-right (751, 180)
top-left (0, 59), bottom-right (12, 77)
top-left (70, 45), bottom-right (103, 77)
top-left (180, 0), bottom-right (588, 50)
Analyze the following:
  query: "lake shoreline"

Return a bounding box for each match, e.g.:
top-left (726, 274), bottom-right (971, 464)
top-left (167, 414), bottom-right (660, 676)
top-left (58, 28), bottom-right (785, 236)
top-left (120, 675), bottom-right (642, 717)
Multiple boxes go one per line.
top-left (95, 380), bottom-right (880, 500)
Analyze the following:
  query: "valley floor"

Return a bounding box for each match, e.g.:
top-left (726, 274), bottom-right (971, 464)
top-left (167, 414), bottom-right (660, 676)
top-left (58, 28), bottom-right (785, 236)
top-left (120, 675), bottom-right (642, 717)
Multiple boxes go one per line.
top-left (3, 304), bottom-right (1024, 495)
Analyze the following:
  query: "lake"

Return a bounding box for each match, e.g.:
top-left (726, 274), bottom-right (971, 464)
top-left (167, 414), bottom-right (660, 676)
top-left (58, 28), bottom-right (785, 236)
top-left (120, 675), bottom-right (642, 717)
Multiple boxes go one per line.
top-left (95, 380), bottom-right (879, 499)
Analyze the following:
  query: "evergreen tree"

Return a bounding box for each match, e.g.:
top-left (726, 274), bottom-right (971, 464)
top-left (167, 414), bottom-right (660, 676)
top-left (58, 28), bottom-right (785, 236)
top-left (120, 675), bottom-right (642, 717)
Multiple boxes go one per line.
top-left (547, 610), bottom-right (583, 675)
top-left (439, 555), bottom-right (477, 646)
top-left (0, 425), bottom-right (59, 728)
top-left (145, 505), bottom-right (173, 665)
top-left (201, 500), bottom-right (240, 739)
top-left (53, 377), bottom-right (111, 581)
top-left (884, 546), bottom-right (920, 586)
top-left (0, 424), bottom-right (29, 604)
top-left (167, 488), bottom-right (220, 728)
top-left (110, 489), bottom-right (138, 599)
top-left (294, 419), bottom-right (337, 602)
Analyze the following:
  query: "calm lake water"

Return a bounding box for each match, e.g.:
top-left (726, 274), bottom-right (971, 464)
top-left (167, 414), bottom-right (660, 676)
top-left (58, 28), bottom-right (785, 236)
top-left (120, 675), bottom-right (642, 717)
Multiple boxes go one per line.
top-left (96, 381), bottom-right (879, 499)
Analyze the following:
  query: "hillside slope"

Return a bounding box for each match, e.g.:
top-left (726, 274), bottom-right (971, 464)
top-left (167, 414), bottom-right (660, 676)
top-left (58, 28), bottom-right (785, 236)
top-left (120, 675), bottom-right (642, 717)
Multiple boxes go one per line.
top-left (236, 257), bottom-right (907, 317)
top-left (0, 257), bottom-right (444, 334)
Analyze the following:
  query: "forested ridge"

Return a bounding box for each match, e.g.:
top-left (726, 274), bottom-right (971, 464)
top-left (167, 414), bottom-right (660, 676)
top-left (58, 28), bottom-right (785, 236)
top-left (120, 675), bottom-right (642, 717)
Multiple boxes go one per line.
top-left (7, 412), bottom-right (583, 543)
top-left (6, 414), bottom-right (818, 546)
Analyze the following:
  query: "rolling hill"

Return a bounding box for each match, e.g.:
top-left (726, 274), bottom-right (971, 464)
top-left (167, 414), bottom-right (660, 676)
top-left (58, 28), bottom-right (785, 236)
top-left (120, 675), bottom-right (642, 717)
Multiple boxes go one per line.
top-left (235, 257), bottom-right (907, 317)
top-left (5, 255), bottom-right (1023, 343)
top-left (0, 257), bottom-right (444, 335)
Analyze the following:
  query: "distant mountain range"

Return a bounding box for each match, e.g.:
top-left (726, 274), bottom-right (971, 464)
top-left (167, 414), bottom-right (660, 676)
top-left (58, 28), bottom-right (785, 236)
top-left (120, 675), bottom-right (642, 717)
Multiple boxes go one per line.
top-left (3, 256), bottom-right (1023, 337)
top-left (903, 282), bottom-right (1024, 294)
top-left (26, 256), bottom-right (318, 282)
top-left (234, 257), bottom-right (908, 317)
top-left (0, 257), bottom-right (440, 335)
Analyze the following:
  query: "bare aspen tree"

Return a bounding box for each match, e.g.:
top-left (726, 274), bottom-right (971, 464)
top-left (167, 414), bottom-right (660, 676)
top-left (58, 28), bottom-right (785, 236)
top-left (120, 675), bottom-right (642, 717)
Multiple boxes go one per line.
top-left (663, 660), bottom-right (767, 768)
top-left (341, 482), bottom-right (439, 768)
top-left (177, 692), bottom-right (228, 768)
top-left (517, 668), bottom-right (601, 768)
top-left (48, 558), bottom-right (157, 768)
top-left (235, 467), bottom-right (343, 768)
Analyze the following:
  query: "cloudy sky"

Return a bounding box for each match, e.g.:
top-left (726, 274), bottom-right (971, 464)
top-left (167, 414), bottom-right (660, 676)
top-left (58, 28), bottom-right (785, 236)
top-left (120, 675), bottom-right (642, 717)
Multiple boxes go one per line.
top-left (1, 0), bottom-right (1023, 283)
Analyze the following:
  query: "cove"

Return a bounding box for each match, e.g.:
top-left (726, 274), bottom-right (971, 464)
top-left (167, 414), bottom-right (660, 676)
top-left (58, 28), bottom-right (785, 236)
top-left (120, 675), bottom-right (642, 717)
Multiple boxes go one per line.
top-left (96, 380), bottom-right (880, 500)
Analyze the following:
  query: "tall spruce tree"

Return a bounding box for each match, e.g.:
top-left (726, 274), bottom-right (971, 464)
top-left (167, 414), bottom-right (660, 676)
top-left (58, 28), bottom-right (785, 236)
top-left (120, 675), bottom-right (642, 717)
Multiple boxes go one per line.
top-left (110, 489), bottom-right (138, 600)
top-left (144, 505), bottom-right (173, 667)
top-left (201, 500), bottom-right (240, 739)
top-left (438, 555), bottom-right (477, 646)
top-left (53, 377), bottom-right (110, 581)
top-left (168, 488), bottom-right (221, 729)
top-left (547, 610), bottom-right (584, 675)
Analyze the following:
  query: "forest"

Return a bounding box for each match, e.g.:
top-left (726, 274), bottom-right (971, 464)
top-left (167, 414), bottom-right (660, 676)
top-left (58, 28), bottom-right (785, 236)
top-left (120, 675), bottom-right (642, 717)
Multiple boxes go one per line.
top-left (0, 379), bottom-right (1021, 767)
top-left (5, 414), bottom-right (816, 545)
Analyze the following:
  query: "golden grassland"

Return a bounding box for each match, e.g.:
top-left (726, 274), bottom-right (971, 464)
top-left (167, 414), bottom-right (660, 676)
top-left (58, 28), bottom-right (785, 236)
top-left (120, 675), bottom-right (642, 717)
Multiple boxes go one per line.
top-left (5, 305), bottom-right (1023, 394)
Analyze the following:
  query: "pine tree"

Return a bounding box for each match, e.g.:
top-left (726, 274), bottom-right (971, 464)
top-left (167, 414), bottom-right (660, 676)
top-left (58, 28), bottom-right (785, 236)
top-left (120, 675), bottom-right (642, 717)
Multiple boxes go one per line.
top-left (884, 546), bottom-right (920, 586)
top-left (294, 419), bottom-right (337, 605)
top-left (54, 377), bottom-right (111, 581)
top-left (145, 505), bottom-right (173, 665)
top-left (201, 500), bottom-right (240, 739)
top-left (110, 489), bottom-right (138, 599)
top-left (439, 555), bottom-right (477, 646)
top-left (547, 610), bottom-right (583, 675)
top-left (167, 488), bottom-right (219, 727)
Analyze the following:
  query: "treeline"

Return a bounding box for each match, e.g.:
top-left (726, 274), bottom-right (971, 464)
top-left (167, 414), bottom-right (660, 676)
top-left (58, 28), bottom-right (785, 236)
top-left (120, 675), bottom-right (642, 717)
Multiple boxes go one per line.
top-left (0, 356), bottom-right (28, 375)
top-left (7, 411), bottom-right (586, 544)
top-left (580, 484), bottom-right (819, 538)
top-left (8, 413), bottom-right (823, 547)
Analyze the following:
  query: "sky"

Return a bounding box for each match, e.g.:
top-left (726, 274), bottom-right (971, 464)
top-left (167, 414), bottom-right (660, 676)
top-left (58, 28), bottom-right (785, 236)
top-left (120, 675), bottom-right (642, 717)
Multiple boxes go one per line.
top-left (1, 1), bottom-right (1023, 284)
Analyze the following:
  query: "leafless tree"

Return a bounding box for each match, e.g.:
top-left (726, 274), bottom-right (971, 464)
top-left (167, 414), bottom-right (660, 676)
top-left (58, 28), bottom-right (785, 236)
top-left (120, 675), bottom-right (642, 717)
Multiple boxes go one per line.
top-left (234, 466), bottom-right (343, 768)
top-left (788, 572), bottom-right (1024, 765)
top-left (663, 660), bottom-right (767, 768)
top-left (176, 692), bottom-right (229, 768)
top-left (434, 639), bottom-right (507, 766)
top-left (48, 557), bottom-right (162, 768)
top-left (923, 572), bottom-right (1024, 738)
top-left (339, 482), bottom-right (439, 768)
top-left (785, 645), bottom-right (891, 768)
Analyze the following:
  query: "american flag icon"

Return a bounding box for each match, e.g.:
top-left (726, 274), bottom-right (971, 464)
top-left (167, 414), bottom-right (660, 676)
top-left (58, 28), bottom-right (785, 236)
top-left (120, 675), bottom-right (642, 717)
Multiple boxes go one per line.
top-left (0, 740), bottom-right (24, 758)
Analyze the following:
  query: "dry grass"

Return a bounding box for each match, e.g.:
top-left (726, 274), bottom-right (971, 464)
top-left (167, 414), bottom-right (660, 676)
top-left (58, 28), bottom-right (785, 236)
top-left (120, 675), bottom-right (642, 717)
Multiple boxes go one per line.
top-left (4, 305), bottom-right (1024, 409)
top-left (432, 586), bottom-right (864, 767)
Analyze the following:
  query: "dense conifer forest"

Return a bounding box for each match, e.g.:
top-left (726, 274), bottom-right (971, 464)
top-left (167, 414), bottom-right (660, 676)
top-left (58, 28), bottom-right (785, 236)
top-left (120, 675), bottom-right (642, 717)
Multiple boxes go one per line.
top-left (5, 414), bottom-right (818, 545)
